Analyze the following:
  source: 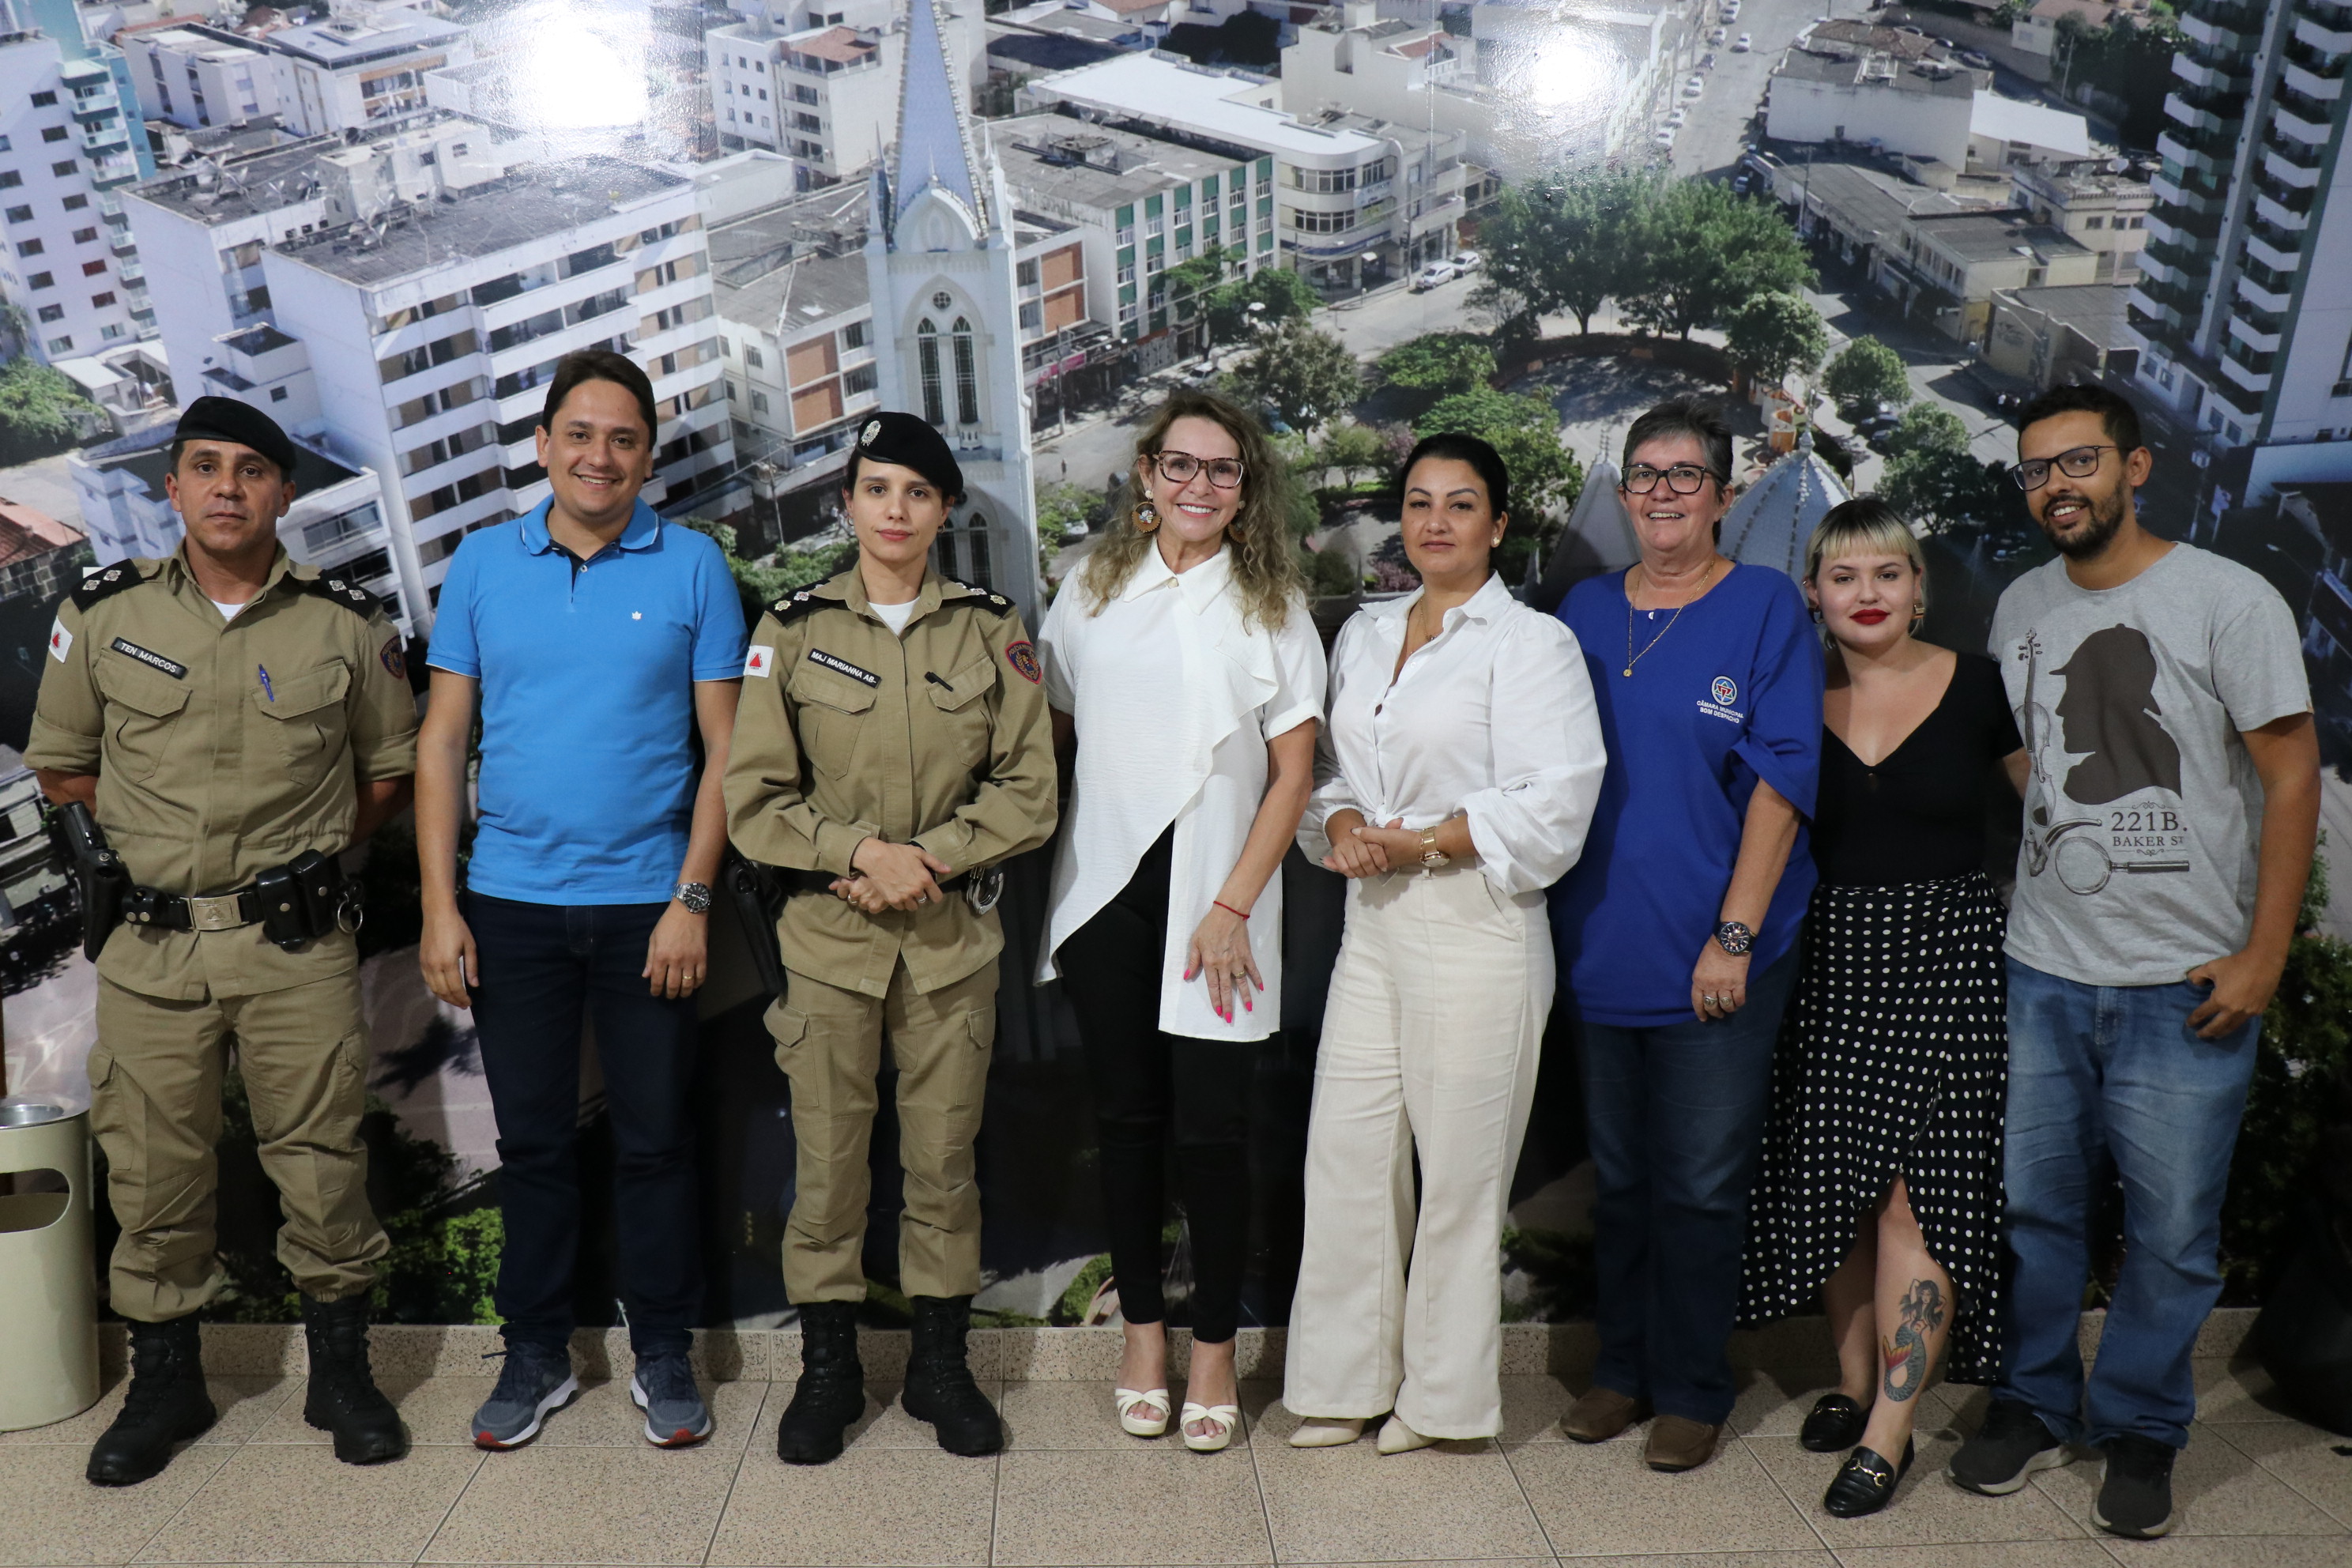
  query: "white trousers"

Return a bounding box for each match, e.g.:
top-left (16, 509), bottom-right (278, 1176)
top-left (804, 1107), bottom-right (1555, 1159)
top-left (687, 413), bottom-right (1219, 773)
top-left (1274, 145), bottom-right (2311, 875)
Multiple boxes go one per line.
top-left (1283, 865), bottom-right (1551, 1438)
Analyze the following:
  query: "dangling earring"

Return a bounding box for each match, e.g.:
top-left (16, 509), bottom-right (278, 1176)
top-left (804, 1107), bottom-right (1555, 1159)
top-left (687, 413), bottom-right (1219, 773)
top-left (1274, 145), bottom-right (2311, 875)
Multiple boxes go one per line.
top-left (1909, 601), bottom-right (1926, 629)
top-left (1133, 500), bottom-right (1160, 533)
top-left (1807, 605), bottom-right (1824, 624)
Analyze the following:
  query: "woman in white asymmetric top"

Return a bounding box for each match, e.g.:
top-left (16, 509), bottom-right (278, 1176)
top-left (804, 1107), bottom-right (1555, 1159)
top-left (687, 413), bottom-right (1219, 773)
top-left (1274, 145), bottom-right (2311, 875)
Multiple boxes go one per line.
top-left (1038, 390), bottom-right (1323, 1454)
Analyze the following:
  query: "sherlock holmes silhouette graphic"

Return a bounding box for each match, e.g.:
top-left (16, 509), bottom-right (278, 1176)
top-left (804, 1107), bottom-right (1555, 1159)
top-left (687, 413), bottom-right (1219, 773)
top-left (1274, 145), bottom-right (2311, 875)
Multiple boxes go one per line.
top-left (2052, 624), bottom-right (2184, 805)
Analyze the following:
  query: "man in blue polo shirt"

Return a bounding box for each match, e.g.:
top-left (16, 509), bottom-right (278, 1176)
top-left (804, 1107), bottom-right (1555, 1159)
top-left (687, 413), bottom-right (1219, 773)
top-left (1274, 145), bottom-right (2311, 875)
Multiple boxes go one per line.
top-left (415, 349), bottom-right (746, 1450)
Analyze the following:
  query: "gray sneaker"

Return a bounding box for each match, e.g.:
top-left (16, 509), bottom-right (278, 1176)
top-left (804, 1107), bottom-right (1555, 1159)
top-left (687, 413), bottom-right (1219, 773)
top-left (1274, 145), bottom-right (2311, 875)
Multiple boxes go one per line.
top-left (472, 1344), bottom-right (579, 1450)
top-left (629, 1351), bottom-right (713, 1449)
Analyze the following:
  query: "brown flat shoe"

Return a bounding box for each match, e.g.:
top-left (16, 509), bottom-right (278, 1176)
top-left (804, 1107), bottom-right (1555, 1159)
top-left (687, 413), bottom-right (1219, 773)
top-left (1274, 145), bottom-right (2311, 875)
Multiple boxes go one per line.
top-left (1644, 1414), bottom-right (1721, 1472)
top-left (1559, 1386), bottom-right (1649, 1443)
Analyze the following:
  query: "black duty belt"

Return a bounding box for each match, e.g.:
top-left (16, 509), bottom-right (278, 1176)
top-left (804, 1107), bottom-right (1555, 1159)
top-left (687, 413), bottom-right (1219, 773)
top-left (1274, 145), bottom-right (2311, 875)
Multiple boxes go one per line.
top-left (119, 854), bottom-right (355, 949)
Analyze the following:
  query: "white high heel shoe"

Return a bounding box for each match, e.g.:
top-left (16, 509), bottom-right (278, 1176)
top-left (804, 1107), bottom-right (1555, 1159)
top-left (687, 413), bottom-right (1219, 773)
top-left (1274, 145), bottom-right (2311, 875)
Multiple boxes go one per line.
top-left (1287, 1416), bottom-right (1366, 1449)
top-left (1114, 1387), bottom-right (1170, 1438)
top-left (1180, 1400), bottom-right (1242, 1453)
top-left (1377, 1415), bottom-right (1436, 1455)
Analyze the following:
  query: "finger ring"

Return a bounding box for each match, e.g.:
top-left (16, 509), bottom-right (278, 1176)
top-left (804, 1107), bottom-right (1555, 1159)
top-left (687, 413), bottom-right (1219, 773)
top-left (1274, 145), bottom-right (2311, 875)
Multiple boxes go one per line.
top-left (1704, 993), bottom-right (1718, 1005)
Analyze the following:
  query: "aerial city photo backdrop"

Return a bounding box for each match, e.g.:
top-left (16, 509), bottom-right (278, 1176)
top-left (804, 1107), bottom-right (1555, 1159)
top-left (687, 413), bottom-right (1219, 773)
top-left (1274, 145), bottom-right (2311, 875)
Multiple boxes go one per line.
top-left (0, 0), bottom-right (2347, 1330)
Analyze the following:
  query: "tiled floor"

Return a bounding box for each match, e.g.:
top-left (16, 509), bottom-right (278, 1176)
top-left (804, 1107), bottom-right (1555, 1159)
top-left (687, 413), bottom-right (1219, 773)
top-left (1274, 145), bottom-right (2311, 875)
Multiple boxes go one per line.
top-left (3, 1357), bottom-right (2346, 1567)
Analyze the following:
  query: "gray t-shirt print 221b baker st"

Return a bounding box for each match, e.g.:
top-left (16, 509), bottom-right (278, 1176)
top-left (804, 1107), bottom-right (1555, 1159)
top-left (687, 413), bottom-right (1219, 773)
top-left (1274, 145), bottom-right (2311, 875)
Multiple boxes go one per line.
top-left (1990, 544), bottom-right (2310, 989)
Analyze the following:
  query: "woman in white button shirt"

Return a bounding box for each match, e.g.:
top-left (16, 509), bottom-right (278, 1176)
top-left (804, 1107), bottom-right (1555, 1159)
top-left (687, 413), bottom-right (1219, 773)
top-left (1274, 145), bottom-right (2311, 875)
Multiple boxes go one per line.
top-left (1283, 433), bottom-right (1606, 1453)
top-left (1038, 390), bottom-right (1325, 1453)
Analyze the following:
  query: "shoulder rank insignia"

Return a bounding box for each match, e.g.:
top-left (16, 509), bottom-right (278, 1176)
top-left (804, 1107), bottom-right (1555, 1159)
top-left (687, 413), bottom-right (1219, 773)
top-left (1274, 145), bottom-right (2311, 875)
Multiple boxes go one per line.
top-left (292, 574), bottom-right (386, 618)
top-left (944, 581), bottom-right (1014, 613)
top-left (768, 588), bottom-right (829, 626)
top-left (69, 562), bottom-right (151, 612)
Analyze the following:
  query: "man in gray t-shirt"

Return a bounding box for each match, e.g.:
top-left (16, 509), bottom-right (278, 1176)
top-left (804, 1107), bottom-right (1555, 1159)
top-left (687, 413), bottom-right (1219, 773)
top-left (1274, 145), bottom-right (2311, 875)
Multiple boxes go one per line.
top-left (1949, 386), bottom-right (2320, 1543)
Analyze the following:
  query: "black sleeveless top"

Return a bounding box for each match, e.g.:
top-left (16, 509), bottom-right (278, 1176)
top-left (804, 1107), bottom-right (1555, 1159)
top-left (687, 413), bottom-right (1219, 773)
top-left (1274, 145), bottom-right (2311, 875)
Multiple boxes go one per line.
top-left (1812, 651), bottom-right (2023, 888)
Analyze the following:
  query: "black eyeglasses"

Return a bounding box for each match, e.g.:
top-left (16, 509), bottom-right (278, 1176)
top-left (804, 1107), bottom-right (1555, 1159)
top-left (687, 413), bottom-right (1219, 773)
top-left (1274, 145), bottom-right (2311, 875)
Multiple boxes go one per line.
top-left (1149, 450), bottom-right (1246, 489)
top-left (1621, 463), bottom-right (1722, 495)
top-left (2008, 445), bottom-right (2116, 491)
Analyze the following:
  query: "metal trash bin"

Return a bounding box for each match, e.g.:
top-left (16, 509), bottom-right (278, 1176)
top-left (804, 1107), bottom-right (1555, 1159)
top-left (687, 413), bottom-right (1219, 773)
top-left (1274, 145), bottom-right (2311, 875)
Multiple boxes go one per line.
top-left (0, 1100), bottom-right (100, 1431)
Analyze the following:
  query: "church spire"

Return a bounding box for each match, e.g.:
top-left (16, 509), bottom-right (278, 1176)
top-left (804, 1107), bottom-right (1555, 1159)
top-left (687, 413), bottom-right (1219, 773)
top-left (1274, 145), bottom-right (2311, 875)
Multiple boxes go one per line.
top-left (888, 0), bottom-right (989, 235)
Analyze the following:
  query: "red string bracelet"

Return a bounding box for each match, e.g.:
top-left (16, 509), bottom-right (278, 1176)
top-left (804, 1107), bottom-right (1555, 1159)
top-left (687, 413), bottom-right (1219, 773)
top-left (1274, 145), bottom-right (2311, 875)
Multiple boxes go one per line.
top-left (1213, 900), bottom-right (1250, 919)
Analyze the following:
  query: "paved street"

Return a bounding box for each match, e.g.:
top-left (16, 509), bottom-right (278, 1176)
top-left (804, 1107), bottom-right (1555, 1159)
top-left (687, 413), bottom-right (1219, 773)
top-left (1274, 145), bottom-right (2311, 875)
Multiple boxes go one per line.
top-left (1668, 0), bottom-right (1879, 179)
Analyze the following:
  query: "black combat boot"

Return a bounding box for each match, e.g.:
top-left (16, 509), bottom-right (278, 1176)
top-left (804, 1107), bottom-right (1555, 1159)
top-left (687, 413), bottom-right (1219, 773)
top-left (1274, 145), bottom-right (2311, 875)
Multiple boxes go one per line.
top-left (775, 1301), bottom-right (867, 1464)
top-left (902, 1295), bottom-right (1001, 1457)
top-left (87, 1316), bottom-right (217, 1486)
top-left (300, 1294), bottom-right (409, 1464)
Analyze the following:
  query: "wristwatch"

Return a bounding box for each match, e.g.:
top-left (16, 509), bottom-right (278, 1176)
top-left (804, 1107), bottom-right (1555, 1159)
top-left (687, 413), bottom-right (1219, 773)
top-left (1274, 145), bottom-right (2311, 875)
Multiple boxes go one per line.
top-left (673, 881), bottom-right (712, 914)
top-left (1713, 919), bottom-right (1754, 956)
top-left (1418, 825), bottom-right (1450, 869)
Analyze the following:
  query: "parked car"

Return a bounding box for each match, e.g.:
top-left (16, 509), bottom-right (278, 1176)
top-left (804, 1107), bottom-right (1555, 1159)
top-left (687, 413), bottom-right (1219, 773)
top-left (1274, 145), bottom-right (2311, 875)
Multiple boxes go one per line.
top-left (1653, 127), bottom-right (1678, 149)
top-left (1958, 48), bottom-right (1992, 69)
top-left (1667, 106), bottom-right (1688, 126)
top-left (1708, 25), bottom-right (1727, 43)
top-left (1732, 170), bottom-right (1753, 194)
top-left (1722, 0), bottom-right (1740, 17)
top-left (1412, 260), bottom-right (1459, 291)
top-left (1698, 51), bottom-right (1717, 70)
top-left (1733, 32), bottom-right (1751, 51)
top-left (1450, 249), bottom-right (1483, 273)
top-left (1684, 74), bottom-right (1706, 96)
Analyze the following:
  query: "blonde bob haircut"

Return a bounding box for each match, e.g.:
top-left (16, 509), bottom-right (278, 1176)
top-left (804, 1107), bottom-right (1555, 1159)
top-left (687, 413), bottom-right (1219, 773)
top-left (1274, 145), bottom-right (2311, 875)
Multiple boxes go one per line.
top-left (1076, 388), bottom-right (1305, 632)
top-left (1804, 496), bottom-right (1928, 609)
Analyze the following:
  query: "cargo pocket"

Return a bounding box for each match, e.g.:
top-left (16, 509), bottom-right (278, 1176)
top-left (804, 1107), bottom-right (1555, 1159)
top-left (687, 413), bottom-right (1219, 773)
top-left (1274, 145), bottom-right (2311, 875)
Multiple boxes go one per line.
top-left (94, 659), bottom-right (190, 783)
top-left (766, 1000), bottom-right (809, 1072)
top-left (254, 663), bottom-right (352, 790)
top-left (965, 1006), bottom-right (996, 1055)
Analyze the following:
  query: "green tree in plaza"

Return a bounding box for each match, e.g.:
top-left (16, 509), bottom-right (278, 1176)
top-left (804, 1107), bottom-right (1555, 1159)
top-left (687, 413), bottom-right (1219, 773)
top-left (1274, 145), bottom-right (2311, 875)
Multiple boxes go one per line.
top-left (1311, 421), bottom-right (1391, 490)
top-left (1618, 179), bottom-right (1815, 340)
top-left (1375, 332), bottom-right (1496, 414)
top-left (1204, 265), bottom-right (1321, 342)
top-left (1883, 444), bottom-right (2009, 534)
top-left (1882, 401), bottom-right (1970, 462)
top-left (1413, 386), bottom-right (1585, 526)
top-left (0, 355), bottom-right (101, 465)
top-left (1033, 480), bottom-right (1101, 556)
top-left (1230, 315), bottom-right (1362, 433)
top-left (1166, 245), bottom-right (1242, 341)
top-left (1723, 292), bottom-right (1829, 392)
top-left (1822, 335), bottom-right (1914, 416)
top-left (1477, 168), bottom-right (1653, 335)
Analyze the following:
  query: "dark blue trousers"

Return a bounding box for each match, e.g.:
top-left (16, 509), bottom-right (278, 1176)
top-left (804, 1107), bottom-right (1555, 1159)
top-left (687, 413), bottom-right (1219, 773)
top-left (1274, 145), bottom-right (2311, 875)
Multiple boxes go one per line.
top-left (1576, 942), bottom-right (1801, 1426)
top-left (466, 892), bottom-right (703, 1356)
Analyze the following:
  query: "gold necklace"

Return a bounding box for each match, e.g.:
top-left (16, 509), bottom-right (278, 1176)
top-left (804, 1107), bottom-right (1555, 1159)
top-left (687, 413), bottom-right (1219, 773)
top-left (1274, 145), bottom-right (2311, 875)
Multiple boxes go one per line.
top-left (1623, 560), bottom-right (1717, 677)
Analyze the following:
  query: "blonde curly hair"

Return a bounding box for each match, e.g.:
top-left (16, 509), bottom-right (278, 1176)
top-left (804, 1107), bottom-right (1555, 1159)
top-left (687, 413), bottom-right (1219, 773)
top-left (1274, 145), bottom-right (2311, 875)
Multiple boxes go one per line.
top-left (1076, 388), bottom-right (1304, 632)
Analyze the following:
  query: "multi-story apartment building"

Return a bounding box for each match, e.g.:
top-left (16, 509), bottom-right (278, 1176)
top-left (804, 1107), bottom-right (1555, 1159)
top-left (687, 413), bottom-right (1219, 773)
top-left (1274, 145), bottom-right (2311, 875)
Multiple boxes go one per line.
top-left (122, 111), bottom-right (731, 628)
top-left (0, 22), bottom-right (149, 364)
top-left (708, 0), bottom-right (986, 190)
top-left (1018, 50), bottom-right (1467, 292)
top-left (118, 22), bottom-right (280, 130)
top-left (265, 6), bottom-right (469, 137)
top-left (2129, 0), bottom-right (2352, 513)
top-left (993, 113), bottom-right (1262, 343)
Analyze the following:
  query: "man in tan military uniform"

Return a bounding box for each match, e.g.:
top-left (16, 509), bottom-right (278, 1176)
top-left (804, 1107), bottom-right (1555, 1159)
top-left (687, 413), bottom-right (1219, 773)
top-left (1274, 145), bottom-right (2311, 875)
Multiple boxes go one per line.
top-left (25, 398), bottom-right (418, 1485)
top-left (726, 412), bottom-right (1055, 1464)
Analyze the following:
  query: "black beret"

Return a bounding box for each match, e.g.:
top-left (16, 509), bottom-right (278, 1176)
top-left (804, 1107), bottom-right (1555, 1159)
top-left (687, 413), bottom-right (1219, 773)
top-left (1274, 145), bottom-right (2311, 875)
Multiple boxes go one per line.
top-left (849, 411), bottom-right (963, 500)
top-left (173, 395), bottom-right (300, 478)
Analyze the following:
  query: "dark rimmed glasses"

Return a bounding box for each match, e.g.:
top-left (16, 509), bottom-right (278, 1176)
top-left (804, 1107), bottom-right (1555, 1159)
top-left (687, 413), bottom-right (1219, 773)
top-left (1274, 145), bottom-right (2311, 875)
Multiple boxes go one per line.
top-left (1149, 450), bottom-right (1247, 489)
top-left (2008, 444), bottom-right (2116, 491)
top-left (1621, 462), bottom-right (1723, 495)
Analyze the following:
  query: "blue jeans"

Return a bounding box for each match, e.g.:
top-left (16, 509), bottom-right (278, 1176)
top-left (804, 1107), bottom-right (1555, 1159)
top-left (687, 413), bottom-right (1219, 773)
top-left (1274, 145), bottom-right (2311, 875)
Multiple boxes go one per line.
top-left (1997, 959), bottom-right (2260, 1449)
top-left (1577, 942), bottom-right (1800, 1426)
top-left (467, 893), bottom-right (703, 1357)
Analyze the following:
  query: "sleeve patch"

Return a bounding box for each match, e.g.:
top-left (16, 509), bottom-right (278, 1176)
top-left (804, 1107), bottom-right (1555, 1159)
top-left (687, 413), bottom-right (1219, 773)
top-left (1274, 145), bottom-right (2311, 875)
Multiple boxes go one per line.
top-left (47, 618), bottom-right (70, 662)
top-left (744, 644), bottom-right (775, 678)
top-left (379, 637), bottom-right (407, 679)
top-left (1004, 639), bottom-right (1042, 684)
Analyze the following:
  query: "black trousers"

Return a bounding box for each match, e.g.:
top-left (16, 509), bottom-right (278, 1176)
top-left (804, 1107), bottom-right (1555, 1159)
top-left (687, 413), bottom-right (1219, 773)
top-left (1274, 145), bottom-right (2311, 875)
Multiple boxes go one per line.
top-left (466, 891), bottom-right (703, 1356)
top-left (1058, 829), bottom-right (1254, 1344)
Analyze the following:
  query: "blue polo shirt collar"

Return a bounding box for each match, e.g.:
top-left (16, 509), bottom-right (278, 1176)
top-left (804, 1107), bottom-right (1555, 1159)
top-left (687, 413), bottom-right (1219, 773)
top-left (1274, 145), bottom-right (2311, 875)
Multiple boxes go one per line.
top-left (518, 497), bottom-right (662, 556)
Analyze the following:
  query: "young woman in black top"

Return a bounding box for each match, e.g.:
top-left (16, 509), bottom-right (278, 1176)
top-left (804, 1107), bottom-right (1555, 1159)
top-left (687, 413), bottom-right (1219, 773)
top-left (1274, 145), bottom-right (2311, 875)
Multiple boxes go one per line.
top-left (1740, 499), bottom-right (2028, 1518)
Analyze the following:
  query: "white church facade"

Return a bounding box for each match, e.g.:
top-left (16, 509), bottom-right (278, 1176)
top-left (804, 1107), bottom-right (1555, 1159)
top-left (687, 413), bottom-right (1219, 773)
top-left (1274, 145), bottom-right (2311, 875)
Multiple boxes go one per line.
top-left (865, 0), bottom-right (1042, 616)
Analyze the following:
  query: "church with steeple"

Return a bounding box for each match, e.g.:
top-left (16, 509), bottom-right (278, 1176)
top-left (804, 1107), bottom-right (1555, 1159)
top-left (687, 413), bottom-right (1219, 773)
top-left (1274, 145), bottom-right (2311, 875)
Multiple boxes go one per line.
top-left (866, 0), bottom-right (1040, 616)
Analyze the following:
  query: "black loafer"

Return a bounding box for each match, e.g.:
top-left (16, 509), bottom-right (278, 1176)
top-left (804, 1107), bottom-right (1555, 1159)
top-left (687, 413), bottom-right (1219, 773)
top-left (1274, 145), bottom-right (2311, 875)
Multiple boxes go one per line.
top-left (1824, 1438), bottom-right (1916, 1518)
top-left (1800, 1394), bottom-right (1868, 1453)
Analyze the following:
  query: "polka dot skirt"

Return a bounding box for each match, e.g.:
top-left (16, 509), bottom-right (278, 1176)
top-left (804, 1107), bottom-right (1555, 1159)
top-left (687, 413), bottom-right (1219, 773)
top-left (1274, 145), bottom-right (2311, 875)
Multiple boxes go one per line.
top-left (1740, 873), bottom-right (2010, 1385)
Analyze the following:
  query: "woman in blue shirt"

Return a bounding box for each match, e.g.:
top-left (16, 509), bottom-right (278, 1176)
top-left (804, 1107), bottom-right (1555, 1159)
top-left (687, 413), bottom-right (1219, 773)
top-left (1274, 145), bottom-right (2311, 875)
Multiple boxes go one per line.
top-left (1550, 397), bottom-right (1822, 1473)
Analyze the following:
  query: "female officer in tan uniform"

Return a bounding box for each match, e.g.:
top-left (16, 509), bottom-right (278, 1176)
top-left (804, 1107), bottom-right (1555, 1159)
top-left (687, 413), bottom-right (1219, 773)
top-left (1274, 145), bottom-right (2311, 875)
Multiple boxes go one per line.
top-left (724, 413), bottom-right (1056, 1465)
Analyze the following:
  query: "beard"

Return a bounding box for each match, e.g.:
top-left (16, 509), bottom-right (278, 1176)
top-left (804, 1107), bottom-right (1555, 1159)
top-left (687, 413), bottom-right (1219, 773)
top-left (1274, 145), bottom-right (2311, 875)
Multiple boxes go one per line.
top-left (2042, 483), bottom-right (2127, 560)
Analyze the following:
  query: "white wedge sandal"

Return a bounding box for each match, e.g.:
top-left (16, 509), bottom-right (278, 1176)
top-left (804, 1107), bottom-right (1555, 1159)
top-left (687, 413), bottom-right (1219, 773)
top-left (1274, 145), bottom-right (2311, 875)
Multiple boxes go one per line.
top-left (1180, 1400), bottom-right (1242, 1453)
top-left (1114, 1387), bottom-right (1170, 1438)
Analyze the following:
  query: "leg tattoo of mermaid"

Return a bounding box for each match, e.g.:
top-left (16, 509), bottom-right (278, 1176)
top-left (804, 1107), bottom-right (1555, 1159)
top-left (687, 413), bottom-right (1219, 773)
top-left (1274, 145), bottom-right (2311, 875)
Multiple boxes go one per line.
top-left (1880, 1279), bottom-right (1947, 1404)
